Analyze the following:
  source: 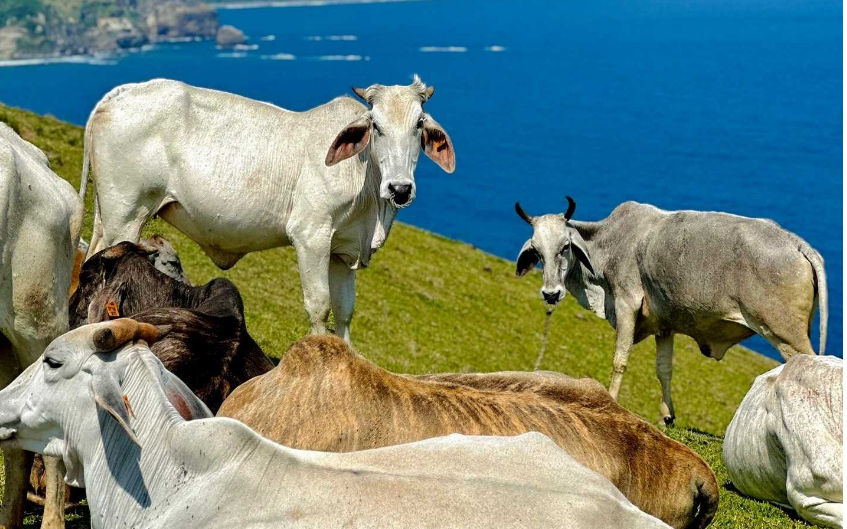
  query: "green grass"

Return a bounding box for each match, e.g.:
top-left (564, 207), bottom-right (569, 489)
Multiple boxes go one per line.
top-left (0, 103), bottom-right (813, 528)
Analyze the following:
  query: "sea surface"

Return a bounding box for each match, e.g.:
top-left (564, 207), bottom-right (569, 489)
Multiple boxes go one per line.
top-left (0, 0), bottom-right (840, 360)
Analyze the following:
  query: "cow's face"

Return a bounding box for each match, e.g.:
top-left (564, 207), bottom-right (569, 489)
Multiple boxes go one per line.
top-left (325, 76), bottom-right (455, 209)
top-left (0, 320), bottom-right (158, 467)
top-left (514, 199), bottom-right (594, 309)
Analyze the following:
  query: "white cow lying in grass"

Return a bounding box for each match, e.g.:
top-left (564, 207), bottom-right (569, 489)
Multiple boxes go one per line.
top-left (724, 355), bottom-right (843, 528)
top-left (0, 319), bottom-right (671, 529)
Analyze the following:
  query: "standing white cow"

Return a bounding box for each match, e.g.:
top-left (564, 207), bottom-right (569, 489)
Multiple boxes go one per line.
top-left (724, 355), bottom-right (843, 528)
top-left (0, 123), bottom-right (83, 529)
top-left (0, 319), bottom-right (671, 529)
top-left (80, 77), bottom-right (455, 342)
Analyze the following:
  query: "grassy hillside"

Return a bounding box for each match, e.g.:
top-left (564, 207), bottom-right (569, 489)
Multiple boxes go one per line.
top-left (0, 104), bottom-right (813, 528)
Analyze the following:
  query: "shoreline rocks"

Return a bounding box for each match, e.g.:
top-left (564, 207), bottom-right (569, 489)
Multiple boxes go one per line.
top-left (216, 25), bottom-right (246, 47)
top-left (0, 1), bottom-right (220, 61)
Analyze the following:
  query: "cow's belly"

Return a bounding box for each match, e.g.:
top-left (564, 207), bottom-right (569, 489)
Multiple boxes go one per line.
top-left (158, 200), bottom-right (290, 254)
top-left (642, 293), bottom-right (754, 358)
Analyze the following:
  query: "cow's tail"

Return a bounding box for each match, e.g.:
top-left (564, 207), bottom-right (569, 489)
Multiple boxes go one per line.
top-left (799, 242), bottom-right (827, 355)
top-left (688, 469), bottom-right (719, 529)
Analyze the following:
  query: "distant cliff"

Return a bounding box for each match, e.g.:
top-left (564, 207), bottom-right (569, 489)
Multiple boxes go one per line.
top-left (0, 0), bottom-right (219, 60)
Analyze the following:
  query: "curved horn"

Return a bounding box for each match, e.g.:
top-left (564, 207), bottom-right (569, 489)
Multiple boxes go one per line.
top-left (563, 196), bottom-right (576, 221)
top-left (92, 319), bottom-right (160, 352)
top-left (514, 202), bottom-right (534, 225)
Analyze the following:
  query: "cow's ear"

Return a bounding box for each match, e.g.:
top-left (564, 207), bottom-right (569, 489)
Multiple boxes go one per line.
top-left (90, 365), bottom-right (139, 446)
top-left (516, 239), bottom-right (540, 277)
top-left (421, 116), bottom-right (455, 173)
top-left (325, 116), bottom-right (372, 166)
top-left (569, 229), bottom-right (595, 276)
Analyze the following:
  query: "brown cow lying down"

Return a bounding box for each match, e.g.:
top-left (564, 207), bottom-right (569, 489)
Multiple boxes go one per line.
top-left (70, 240), bottom-right (274, 412)
top-left (219, 335), bottom-right (719, 529)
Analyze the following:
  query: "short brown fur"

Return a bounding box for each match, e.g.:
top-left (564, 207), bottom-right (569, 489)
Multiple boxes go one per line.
top-left (219, 335), bottom-right (718, 529)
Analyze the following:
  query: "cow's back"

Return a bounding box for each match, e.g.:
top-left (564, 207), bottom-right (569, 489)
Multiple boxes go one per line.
top-left (218, 336), bottom-right (714, 528)
top-left (636, 209), bottom-right (814, 337)
top-left (169, 420), bottom-right (670, 529)
top-left (89, 80), bottom-right (375, 255)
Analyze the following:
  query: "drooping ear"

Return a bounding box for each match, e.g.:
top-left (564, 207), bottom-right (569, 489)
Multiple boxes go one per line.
top-left (90, 365), bottom-right (139, 446)
top-left (569, 228), bottom-right (595, 276)
top-left (516, 239), bottom-right (540, 277)
top-left (91, 318), bottom-right (160, 352)
top-left (325, 115), bottom-right (372, 167)
top-left (421, 116), bottom-right (455, 173)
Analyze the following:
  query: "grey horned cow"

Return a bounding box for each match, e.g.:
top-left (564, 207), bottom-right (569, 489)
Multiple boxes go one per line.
top-left (80, 76), bottom-right (455, 343)
top-left (514, 197), bottom-right (827, 425)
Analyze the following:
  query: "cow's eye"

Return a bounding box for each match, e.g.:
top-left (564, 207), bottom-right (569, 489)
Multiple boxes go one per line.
top-left (559, 243), bottom-right (570, 256)
top-left (416, 117), bottom-right (425, 129)
top-left (43, 357), bottom-right (62, 369)
top-left (372, 122), bottom-right (382, 136)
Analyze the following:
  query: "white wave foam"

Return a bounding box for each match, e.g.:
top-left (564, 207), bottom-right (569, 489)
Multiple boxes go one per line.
top-left (218, 0), bottom-right (424, 9)
top-left (419, 46), bottom-right (467, 53)
top-left (233, 44), bottom-right (260, 51)
top-left (217, 52), bottom-right (247, 58)
top-left (261, 53), bottom-right (296, 60)
top-left (0, 55), bottom-right (117, 68)
top-left (307, 35), bottom-right (357, 41)
top-left (316, 54), bottom-right (369, 61)
top-left (261, 35), bottom-right (276, 41)
top-left (485, 45), bottom-right (506, 52)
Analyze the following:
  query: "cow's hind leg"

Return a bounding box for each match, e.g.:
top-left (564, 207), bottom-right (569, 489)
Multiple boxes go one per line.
top-left (655, 333), bottom-right (675, 426)
top-left (97, 190), bottom-right (159, 250)
top-left (786, 484), bottom-right (843, 528)
top-left (328, 256), bottom-right (356, 343)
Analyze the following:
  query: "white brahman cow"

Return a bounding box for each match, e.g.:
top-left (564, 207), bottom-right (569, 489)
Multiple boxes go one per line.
top-left (0, 319), bottom-right (671, 529)
top-left (724, 354), bottom-right (842, 528)
top-left (0, 123), bottom-right (83, 529)
top-left (79, 76), bottom-right (455, 343)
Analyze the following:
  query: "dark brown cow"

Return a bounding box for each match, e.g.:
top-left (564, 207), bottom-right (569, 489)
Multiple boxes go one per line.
top-left (70, 240), bottom-right (274, 412)
top-left (218, 335), bottom-right (719, 529)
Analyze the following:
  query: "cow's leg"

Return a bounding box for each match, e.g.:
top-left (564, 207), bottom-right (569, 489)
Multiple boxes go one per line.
top-left (39, 456), bottom-right (66, 529)
top-left (96, 190), bottom-right (157, 250)
top-left (608, 309), bottom-right (636, 401)
top-left (86, 194), bottom-right (104, 258)
top-left (295, 241), bottom-right (331, 335)
top-left (655, 333), bottom-right (675, 426)
top-left (0, 448), bottom-right (32, 529)
top-left (328, 256), bottom-right (356, 343)
top-left (786, 482), bottom-right (843, 528)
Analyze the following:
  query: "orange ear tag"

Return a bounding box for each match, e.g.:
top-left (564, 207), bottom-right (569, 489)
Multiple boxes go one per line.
top-left (105, 301), bottom-right (120, 318)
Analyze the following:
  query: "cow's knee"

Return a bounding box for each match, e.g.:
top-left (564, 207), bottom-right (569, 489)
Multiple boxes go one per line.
top-left (787, 487), bottom-right (843, 528)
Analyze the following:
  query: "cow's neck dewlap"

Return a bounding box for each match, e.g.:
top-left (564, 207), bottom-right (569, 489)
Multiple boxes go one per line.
top-left (73, 349), bottom-right (183, 529)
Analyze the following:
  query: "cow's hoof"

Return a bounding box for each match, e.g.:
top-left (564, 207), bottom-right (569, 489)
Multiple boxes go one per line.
top-left (663, 415), bottom-right (675, 427)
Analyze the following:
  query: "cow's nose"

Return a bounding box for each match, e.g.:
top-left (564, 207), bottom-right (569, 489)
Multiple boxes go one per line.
top-left (389, 183), bottom-right (412, 205)
top-left (542, 289), bottom-right (563, 305)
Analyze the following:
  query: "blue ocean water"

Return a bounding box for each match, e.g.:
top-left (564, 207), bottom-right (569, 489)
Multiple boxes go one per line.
top-left (0, 0), bottom-right (840, 360)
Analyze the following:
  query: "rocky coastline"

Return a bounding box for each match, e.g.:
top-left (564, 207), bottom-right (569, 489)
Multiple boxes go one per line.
top-left (0, 1), bottom-right (224, 61)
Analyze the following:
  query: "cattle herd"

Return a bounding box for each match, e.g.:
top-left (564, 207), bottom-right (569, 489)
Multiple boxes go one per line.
top-left (0, 77), bottom-right (840, 529)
